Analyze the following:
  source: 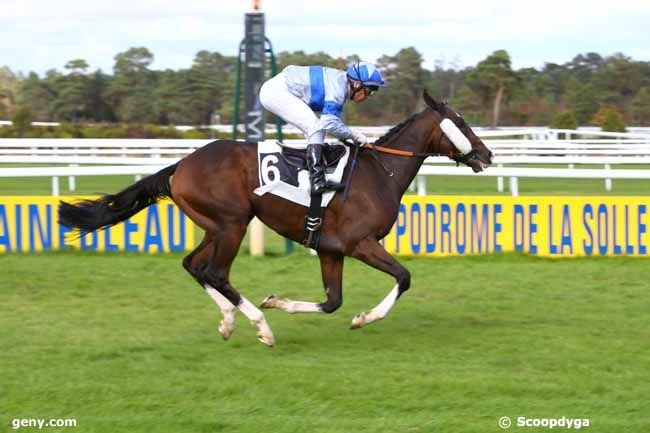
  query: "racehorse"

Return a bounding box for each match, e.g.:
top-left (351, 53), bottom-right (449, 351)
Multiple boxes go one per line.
top-left (58, 91), bottom-right (493, 347)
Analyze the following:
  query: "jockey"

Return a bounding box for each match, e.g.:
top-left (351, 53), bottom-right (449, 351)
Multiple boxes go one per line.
top-left (259, 61), bottom-right (385, 194)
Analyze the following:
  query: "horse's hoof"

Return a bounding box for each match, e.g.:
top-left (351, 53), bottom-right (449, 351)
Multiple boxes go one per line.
top-left (350, 312), bottom-right (367, 330)
top-left (257, 333), bottom-right (275, 347)
top-left (260, 294), bottom-right (278, 309)
top-left (218, 321), bottom-right (234, 340)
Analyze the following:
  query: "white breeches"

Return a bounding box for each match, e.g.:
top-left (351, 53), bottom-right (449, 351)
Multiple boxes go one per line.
top-left (259, 73), bottom-right (325, 148)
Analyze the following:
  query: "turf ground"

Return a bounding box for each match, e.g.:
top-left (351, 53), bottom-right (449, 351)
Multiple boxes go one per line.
top-left (1, 252), bottom-right (649, 433)
top-left (1, 170), bottom-right (649, 432)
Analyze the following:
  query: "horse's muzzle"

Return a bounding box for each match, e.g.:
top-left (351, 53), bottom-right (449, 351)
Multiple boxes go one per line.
top-left (467, 158), bottom-right (489, 173)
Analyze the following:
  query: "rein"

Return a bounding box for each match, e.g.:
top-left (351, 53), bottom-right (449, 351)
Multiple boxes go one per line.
top-left (362, 143), bottom-right (453, 159)
top-left (363, 142), bottom-right (480, 167)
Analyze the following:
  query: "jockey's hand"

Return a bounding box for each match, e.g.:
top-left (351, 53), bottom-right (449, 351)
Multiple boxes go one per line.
top-left (352, 131), bottom-right (368, 146)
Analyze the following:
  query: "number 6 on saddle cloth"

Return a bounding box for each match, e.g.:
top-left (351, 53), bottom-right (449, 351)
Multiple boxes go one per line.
top-left (254, 140), bottom-right (351, 249)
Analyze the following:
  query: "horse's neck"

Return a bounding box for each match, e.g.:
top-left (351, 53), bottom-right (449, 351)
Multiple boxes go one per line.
top-left (378, 119), bottom-right (434, 196)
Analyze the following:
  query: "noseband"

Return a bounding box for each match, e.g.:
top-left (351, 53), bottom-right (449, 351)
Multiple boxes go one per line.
top-left (451, 149), bottom-right (481, 167)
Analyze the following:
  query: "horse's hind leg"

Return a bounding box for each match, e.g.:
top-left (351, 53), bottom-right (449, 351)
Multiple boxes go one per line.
top-left (203, 222), bottom-right (275, 347)
top-left (349, 237), bottom-right (411, 329)
top-left (183, 234), bottom-right (236, 340)
top-left (260, 252), bottom-right (344, 314)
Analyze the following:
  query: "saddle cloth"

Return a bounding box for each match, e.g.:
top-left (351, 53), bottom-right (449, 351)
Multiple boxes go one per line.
top-left (254, 141), bottom-right (350, 208)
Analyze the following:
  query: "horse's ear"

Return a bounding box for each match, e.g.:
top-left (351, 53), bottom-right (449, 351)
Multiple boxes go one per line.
top-left (423, 89), bottom-right (442, 112)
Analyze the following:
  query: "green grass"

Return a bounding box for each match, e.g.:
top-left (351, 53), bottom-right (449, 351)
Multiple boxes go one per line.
top-left (1, 252), bottom-right (649, 432)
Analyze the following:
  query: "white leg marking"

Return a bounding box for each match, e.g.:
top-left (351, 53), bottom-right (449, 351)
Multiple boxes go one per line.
top-left (239, 296), bottom-right (275, 347)
top-left (351, 284), bottom-right (400, 329)
top-left (204, 285), bottom-right (236, 340)
top-left (261, 295), bottom-right (323, 313)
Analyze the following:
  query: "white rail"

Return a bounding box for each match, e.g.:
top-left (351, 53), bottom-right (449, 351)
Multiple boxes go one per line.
top-left (1, 131), bottom-right (649, 196)
top-left (0, 165), bottom-right (165, 196)
top-left (1, 163), bottom-right (649, 197)
top-left (417, 166), bottom-right (650, 197)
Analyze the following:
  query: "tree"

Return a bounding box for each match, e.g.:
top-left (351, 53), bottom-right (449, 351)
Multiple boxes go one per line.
top-left (107, 47), bottom-right (156, 122)
top-left (631, 87), bottom-right (650, 124)
top-left (450, 84), bottom-right (482, 125)
top-left (564, 80), bottom-right (599, 125)
top-left (506, 67), bottom-right (542, 125)
top-left (566, 52), bottom-right (603, 83)
top-left (64, 59), bottom-right (89, 74)
top-left (12, 106), bottom-right (33, 136)
top-left (549, 111), bottom-right (578, 130)
top-left (591, 106), bottom-right (627, 132)
top-left (17, 72), bottom-right (56, 120)
top-left (591, 53), bottom-right (645, 107)
top-left (467, 50), bottom-right (516, 127)
top-left (51, 59), bottom-right (91, 121)
top-left (152, 69), bottom-right (188, 124)
top-left (113, 47), bottom-right (154, 76)
top-left (373, 47), bottom-right (426, 120)
top-left (429, 56), bottom-right (464, 101)
top-left (0, 66), bottom-right (21, 117)
top-left (6, 47), bottom-right (650, 127)
top-left (186, 51), bottom-right (235, 125)
top-left (276, 51), bottom-right (337, 70)
top-left (87, 70), bottom-right (115, 122)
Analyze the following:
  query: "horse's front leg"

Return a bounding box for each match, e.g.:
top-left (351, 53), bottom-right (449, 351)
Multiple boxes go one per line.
top-left (260, 252), bottom-right (344, 314)
top-left (349, 237), bottom-right (411, 329)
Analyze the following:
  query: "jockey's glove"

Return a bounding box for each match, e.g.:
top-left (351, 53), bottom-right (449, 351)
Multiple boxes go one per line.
top-left (352, 131), bottom-right (369, 145)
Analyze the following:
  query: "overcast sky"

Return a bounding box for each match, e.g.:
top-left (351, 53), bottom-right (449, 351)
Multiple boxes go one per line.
top-left (2, 0), bottom-right (650, 76)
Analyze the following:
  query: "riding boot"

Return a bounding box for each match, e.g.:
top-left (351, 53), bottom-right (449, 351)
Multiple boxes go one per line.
top-left (306, 143), bottom-right (344, 193)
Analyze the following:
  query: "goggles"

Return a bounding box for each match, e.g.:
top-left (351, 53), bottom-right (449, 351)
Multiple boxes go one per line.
top-left (363, 85), bottom-right (379, 96)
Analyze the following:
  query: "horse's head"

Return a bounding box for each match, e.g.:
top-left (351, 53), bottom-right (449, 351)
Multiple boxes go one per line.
top-left (423, 90), bottom-right (493, 173)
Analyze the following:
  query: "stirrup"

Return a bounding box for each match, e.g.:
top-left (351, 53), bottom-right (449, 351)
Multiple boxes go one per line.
top-left (322, 180), bottom-right (345, 192)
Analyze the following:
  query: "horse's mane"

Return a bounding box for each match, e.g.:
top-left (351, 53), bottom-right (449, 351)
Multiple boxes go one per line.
top-left (374, 113), bottom-right (419, 147)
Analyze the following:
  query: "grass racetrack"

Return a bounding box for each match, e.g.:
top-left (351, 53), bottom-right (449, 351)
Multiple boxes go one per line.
top-left (1, 251), bottom-right (649, 432)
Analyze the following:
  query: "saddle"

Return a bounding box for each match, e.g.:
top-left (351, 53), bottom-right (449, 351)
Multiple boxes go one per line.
top-left (275, 143), bottom-right (348, 250)
top-left (280, 143), bottom-right (347, 171)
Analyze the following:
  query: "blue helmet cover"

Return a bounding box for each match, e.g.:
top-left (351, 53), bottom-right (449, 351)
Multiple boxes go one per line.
top-left (346, 61), bottom-right (385, 87)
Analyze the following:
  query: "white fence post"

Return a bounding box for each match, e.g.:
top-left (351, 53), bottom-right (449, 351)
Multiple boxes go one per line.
top-left (509, 177), bottom-right (519, 197)
top-left (497, 164), bottom-right (504, 192)
top-left (52, 176), bottom-right (60, 196)
top-left (605, 164), bottom-right (612, 192)
top-left (68, 164), bottom-right (78, 192)
top-left (417, 176), bottom-right (427, 196)
top-left (249, 217), bottom-right (264, 256)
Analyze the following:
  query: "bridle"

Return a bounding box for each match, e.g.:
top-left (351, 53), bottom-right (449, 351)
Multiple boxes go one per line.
top-left (357, 113), bottom-right (479, 166)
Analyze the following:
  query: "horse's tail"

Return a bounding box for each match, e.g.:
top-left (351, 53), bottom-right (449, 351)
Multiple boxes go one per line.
top-left (58, 163), bottom-right (178, 233)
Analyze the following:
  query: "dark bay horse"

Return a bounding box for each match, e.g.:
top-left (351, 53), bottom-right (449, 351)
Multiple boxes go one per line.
top-left (59, 91), bottom-right (493, 347)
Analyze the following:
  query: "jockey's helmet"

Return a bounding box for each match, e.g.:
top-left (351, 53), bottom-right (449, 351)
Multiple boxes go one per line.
top-left (346, 61), bottom-right (385, 87)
